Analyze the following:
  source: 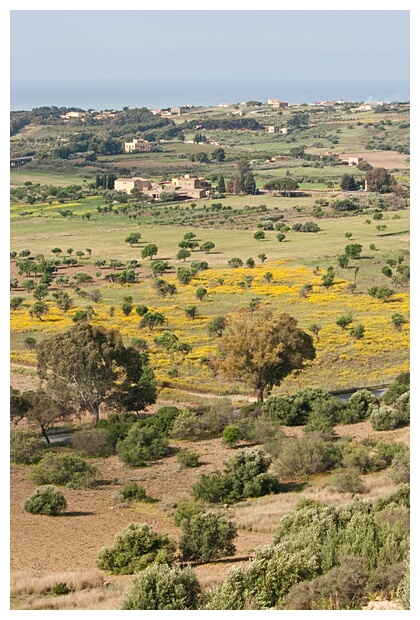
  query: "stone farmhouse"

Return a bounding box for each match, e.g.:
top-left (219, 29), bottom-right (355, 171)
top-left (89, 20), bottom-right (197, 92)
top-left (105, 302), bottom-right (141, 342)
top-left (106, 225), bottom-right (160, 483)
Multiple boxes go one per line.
top-left (124, 138), bottom-right (153, 153)
top-left (114, 177), bottom-right (153, 193)
top-left (267, 99), bottom-right (289, 108)
top-left (114, 174), bottom-right (211, 200)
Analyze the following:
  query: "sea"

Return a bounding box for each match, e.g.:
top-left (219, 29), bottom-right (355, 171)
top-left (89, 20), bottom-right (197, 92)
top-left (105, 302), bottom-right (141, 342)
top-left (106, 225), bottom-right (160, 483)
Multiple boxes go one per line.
top-left (10, 78), bottom-right (410, 112)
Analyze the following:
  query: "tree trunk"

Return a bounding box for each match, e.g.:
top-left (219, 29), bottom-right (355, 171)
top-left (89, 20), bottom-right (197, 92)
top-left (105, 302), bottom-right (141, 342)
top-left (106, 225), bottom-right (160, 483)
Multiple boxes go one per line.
top-left (92, 402), bottom-right (100, 427)
top-left (256, 388), bottom-right (265, 403)
top-left (41, 425), bottom-right (50, 444)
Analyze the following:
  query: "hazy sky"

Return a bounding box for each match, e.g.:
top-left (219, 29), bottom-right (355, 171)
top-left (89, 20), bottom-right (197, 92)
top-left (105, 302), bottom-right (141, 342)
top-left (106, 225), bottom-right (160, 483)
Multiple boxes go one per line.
top-left (10, 9), bottom-right (410, 83)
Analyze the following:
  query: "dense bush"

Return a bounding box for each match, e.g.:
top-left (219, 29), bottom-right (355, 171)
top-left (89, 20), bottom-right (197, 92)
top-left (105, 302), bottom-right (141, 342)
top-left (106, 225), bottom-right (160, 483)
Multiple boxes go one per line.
top-left (246, 542), bottom-right (319, 608)
top-left (121, 563), bottom-right (201, 610)
top-left (199, 398), bottom-right (234, 434)
top-left (117, 481), bottom-right (154, 502)
top-left (138, 406), bottom-right (181, 436)
top-left (389, 451), bottom-right (410, 484)
top-left (222, 425), bottom-right (241, 447)
top-left (170, 410), bottom-right (201, 440)
top-left (344, 389), bottom-right (379, 423)
top-left (370, 402), bottom-right (408, 431)
top-left (30, 453), bottom-right (97, 488)
top-left (397, 555), bottom-right (410, 609)
top-left (262, 388), bottom-right (342, 426)
top-left (283, 556), bottom-right (368, 609)
top-left (367, 561), bottom-right (405, 601)
top-left (382, 372), bottom-right (410, 404)
top-left (179, 511), bottom-right (237, 563)
top-left (192, 448), bottom-right (280, 504)
top-left (329, 467), bottom-right (366, 494)
top-left (97, 523), bottom-right (176, 574)
top-left (71, 428), bottom-right (114, 457)
top-left (199, 566), bottom-right (249, 610)
top-left (341, 440), bottom-right (406, 474)
top-left (374, 484), bottom-right (410, 511)
top-left (10, 429), bottom-right (44, 464)
top-left (23, 485), bottom-right (67, 515)
top-left (116, 424), bottom-right (169, 466)
top-left (176, 449), bottom-right (200, 468)
top-left (199, 495), bottom-right (410, 609)
top-left (96, 411), bottom-right (138, 446)
top-left (274, 436), bottom-right (342, 479)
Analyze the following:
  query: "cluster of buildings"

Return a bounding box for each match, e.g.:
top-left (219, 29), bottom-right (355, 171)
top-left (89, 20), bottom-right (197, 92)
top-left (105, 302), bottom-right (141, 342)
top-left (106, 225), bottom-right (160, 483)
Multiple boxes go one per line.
top-left (114, 174), bottom-right (211, 200)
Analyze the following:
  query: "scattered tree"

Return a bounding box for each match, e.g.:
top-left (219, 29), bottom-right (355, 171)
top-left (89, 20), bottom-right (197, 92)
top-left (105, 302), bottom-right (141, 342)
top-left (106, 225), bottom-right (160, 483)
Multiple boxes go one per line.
top-left (36, 323), bottom-right (157, 425)
top-left (216, 307), bottom-right (316, 402)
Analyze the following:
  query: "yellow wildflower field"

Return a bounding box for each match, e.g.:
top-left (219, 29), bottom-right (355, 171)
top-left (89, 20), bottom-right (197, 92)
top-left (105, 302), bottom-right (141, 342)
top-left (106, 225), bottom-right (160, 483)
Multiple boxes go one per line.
top-left (10, 260), bottom-right (409, 395)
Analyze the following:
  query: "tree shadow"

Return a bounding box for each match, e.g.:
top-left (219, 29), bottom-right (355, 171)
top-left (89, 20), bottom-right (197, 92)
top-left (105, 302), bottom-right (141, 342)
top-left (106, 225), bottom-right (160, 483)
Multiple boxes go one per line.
top-left (62, 511), bottom-right (96, 517)
top-left (277, 481), bottom-right (308, 493)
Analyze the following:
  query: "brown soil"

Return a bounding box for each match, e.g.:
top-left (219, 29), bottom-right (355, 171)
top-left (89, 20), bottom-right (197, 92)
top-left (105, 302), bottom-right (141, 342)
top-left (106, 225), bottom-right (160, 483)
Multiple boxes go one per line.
top-left (338, 151), bottom-right (409, 169)
top-left (10, 435), bottom-right (270, 583)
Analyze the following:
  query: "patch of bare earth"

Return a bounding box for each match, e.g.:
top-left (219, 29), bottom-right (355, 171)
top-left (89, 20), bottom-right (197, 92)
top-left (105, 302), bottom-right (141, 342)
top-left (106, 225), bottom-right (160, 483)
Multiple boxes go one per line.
top-left (338, 150), bottom-right (409, 169)
top-left (10, 420), bottom-right (409, 609)
top-left (10, 435), bottom-right (270, 609)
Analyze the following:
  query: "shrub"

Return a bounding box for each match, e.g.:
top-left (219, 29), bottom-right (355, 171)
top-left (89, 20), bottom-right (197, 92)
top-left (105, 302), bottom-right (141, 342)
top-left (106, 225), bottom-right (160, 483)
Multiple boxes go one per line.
top-left (329, 467), bottom-right (366, 494)
top-left (374, 484), bottom-right (410, 511)
top-left (23, 485), bottom-right (67, 516)
top-left (192, 448), bottom-right (280, 503)
top-left (170, 410), bottom-right (201, 440)
top-left (397, 555), bottom-right (410, 609)
top-left (394, 390), bottom-right (410, 424)
top-left (199, 398), bottom-right (234, 434)
top-left (173, 501), bottom-right (205, 527)
top-left (97, 523), bottom-right (176, 574)
top-left (121, 563), bottom-right (200, 610)
top-left (199, 566), bottom-right (248, 610)
top-left (96, 411), bottom-right (138, 446)
top-left (179, 511), bottom-right (237, 563)
top-left (138, 406), bottom-right (181, 436)
top-left (274, 436), bottom-right (342, 479)
top-left (340, 440), bottom-right (405, 475)
top-left (283, 556), bottom-right (368, 610)
top-left (344, 389), bottom-right (379, 423)
top-left (382, 372), bottom-right (410, 404)
top-left (368, 562), bottom-right (405, 601)
top-left (71, 428), bottom-right (114, 457)
top-left (30, 453), bottom-right (96, 488)
top-left (51, 582), bottom-right (71, 595)
top-left (370, 404), bottom-right (407, 431)
top-left (262, 388), bottom-right (340, 426)
top-left (10, 429), bottom-right (44, 464)
top-left (118, 482), bottom-right (154, 502)
top-left (192, 471), bottom-right (233, 504)
top-left (116, 424), bottom-right (169, 466)
top-left (389, 451), bottom-right (410, 484)
top-left (222, 425), bottom-right (241, 447)
top-left (246, 542), bottom-right (319, 608)
top-left (177, 449), bottom-right (200, 468)
top-left (349, 324), bottom-right (365, 339)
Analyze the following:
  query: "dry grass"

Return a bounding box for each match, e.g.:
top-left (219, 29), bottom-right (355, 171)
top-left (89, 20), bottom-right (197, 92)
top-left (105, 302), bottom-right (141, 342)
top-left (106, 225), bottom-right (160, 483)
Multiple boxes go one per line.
top-left (10, 569), bottom-right (130, 611)
top-left (10, 569), bottom-right (104, 596)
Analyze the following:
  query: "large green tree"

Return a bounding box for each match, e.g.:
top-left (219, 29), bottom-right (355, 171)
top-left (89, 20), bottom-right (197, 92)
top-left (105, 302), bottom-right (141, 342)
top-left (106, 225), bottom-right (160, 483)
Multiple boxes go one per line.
top-left (365, 167), bottom-right (396, 193)
top-left (36, 323), bottom-right (157, 425)
top-left (216, 307), bottom-right (316, 402)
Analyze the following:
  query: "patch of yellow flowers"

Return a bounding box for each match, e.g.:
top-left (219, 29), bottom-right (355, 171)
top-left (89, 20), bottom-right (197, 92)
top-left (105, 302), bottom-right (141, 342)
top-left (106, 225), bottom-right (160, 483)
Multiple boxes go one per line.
top-left (10, 260), bottom-right (409, 393)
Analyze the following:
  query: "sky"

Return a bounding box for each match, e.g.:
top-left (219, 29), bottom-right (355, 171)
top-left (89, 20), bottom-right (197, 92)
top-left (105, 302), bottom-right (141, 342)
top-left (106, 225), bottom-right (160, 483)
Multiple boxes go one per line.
top-left (8, 6), bottom-right (411, 83)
